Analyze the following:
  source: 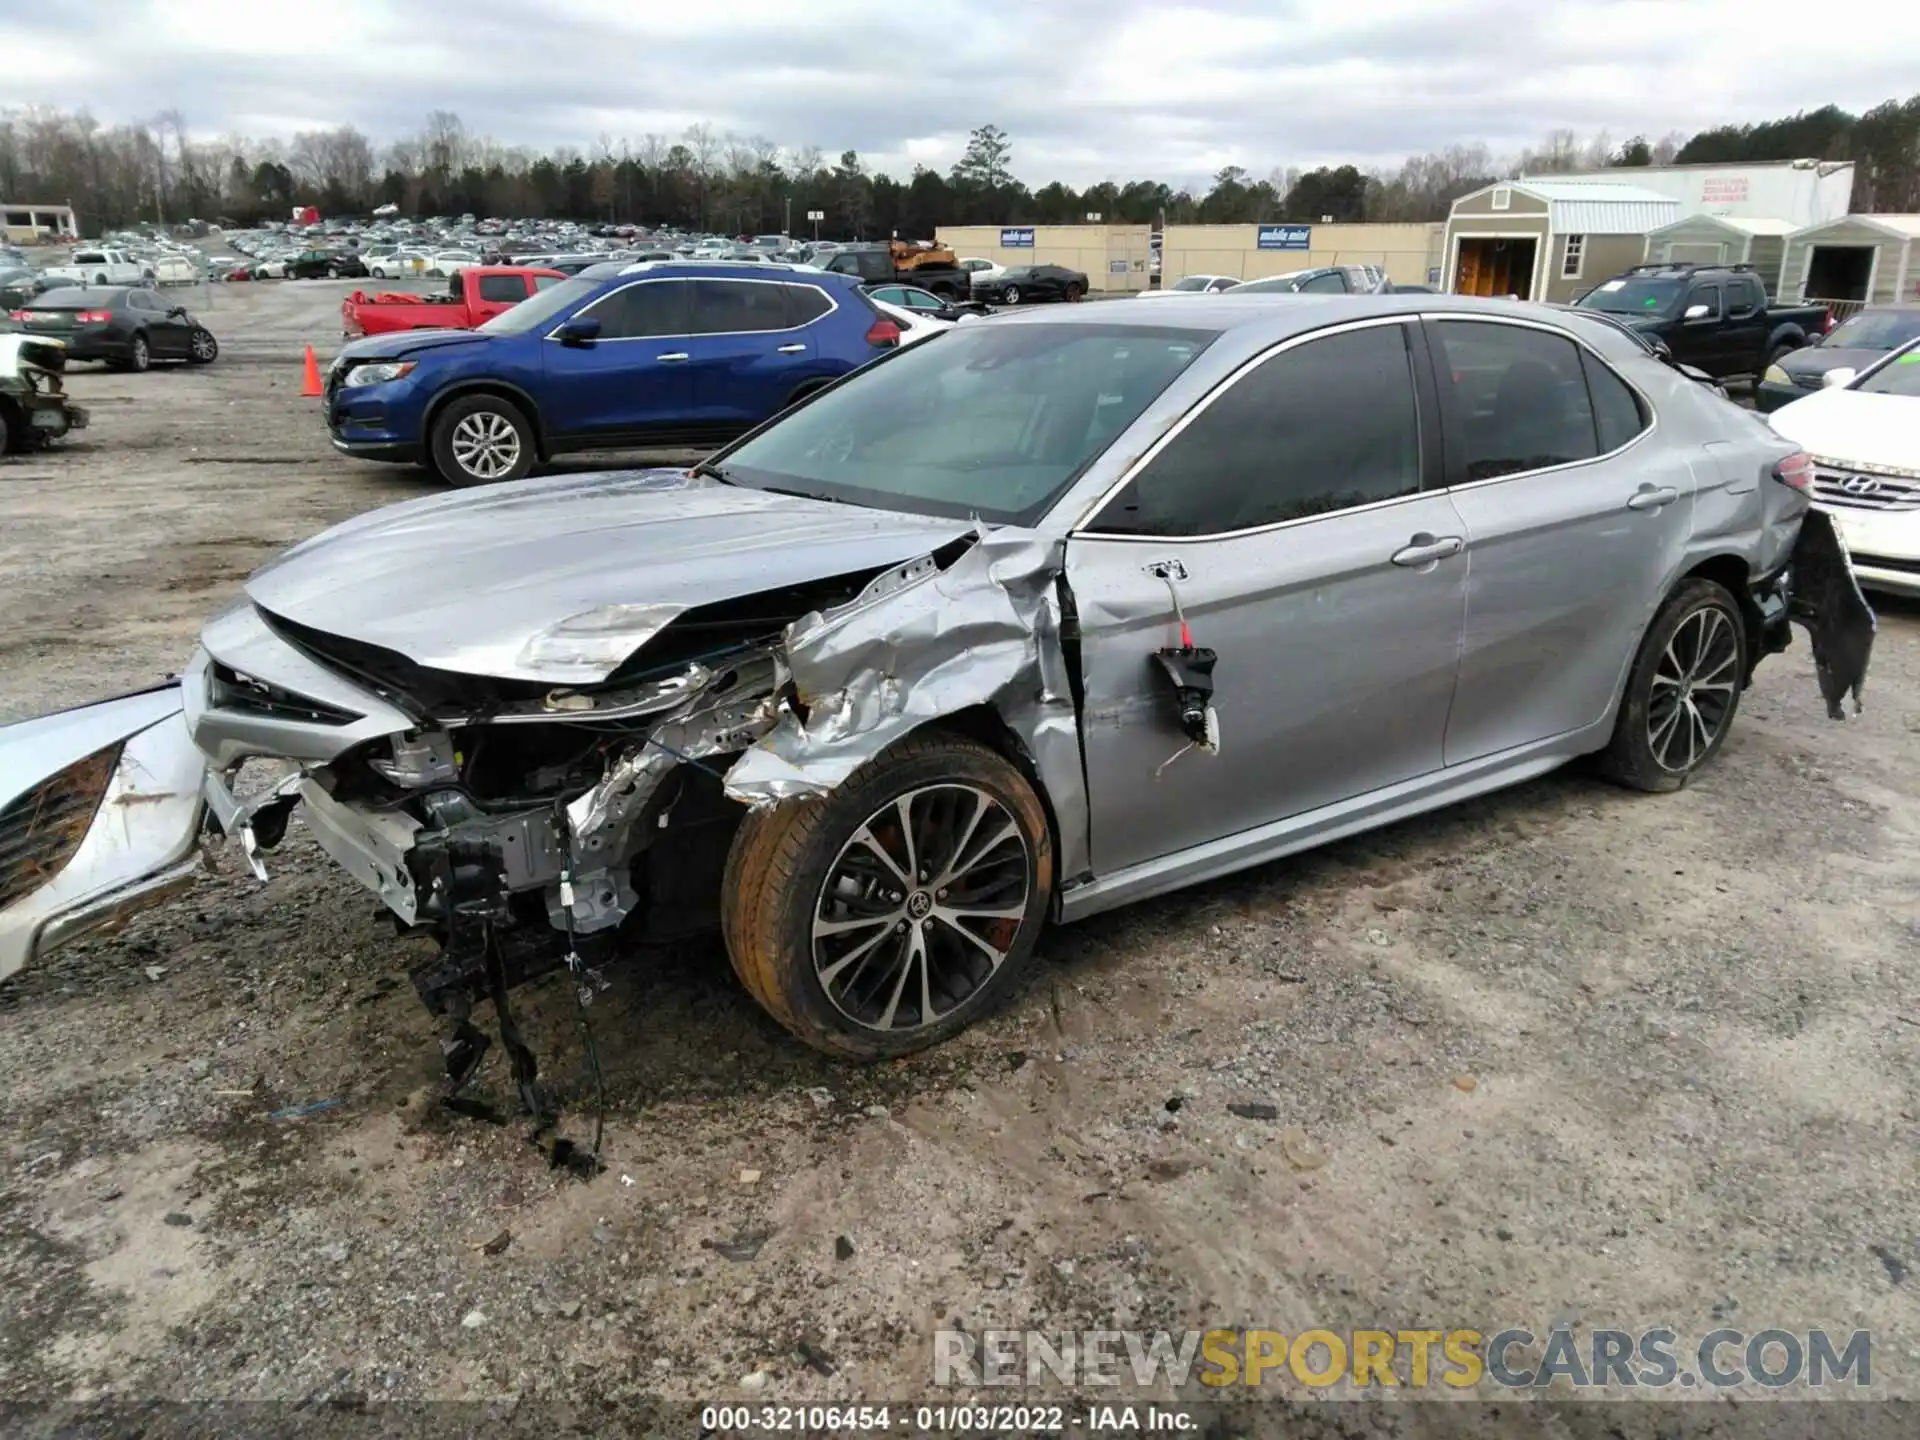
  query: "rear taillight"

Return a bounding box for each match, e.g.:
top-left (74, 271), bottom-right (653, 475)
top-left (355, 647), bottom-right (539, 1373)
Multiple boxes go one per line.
top-left (1774, 451), bottom-right (1813, 490)
top-left (75, 310), bottom-right (112, 323)
top-left (7, 310), bottom-right (27, 321)
top-left (865, 318), bottom-right (901, 348)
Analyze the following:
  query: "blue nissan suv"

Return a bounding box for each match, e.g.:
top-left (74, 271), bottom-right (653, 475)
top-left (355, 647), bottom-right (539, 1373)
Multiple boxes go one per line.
top-left (325, 261), bottom-right (905, 485)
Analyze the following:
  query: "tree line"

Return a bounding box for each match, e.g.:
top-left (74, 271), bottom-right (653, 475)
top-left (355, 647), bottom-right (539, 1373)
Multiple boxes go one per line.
top-left (2, 97), bottom-right (1917, 241)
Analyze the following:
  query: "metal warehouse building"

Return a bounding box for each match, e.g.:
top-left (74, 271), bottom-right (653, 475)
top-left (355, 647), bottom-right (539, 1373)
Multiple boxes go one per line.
top-left (1443, 180), bottom-right (1679, 303)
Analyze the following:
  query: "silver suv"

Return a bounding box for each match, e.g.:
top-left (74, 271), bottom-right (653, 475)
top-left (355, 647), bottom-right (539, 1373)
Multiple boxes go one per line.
top-left (0, 296), bottom-right (1871, 1073)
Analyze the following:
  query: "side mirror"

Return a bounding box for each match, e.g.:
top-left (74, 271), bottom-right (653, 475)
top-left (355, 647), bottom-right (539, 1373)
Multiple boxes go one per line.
top-left (1684, 303), bottom-right (1712, 322)
top-left (555, 317), bottom-right (601, 346)
top-left (169, 306), bottom-right (187, 318)
top-left (1822, 367), bottom-right (1857, 389)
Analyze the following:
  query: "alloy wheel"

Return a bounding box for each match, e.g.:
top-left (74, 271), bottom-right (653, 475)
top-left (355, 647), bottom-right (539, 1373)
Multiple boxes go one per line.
top-left (1003, 285), bottom-right (1020, 305)
top-left (449, 411), bottom-right (521, 480)
top-left (190, 330), bottom-right (216, 361)
top-left (1647, 605), bottom-right (1738, 773)
top-left (811, 783), bottom-right (1031, 1033)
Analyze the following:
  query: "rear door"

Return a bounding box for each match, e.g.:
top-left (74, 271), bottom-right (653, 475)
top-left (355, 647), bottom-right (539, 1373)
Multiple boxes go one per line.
top-left (1066, 317), bottom-right (1468, 874)
top-left (1423, 316), bottom-right (1696, 764)
top-left (684, 278), bottom-right (827, 430)
top-left (539, 277), bottom-right (694, 443)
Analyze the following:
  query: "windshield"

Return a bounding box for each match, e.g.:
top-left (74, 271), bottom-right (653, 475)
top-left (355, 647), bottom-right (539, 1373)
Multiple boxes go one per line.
top-left (1823, 309), bottom-right (1920, 352)
top-left (1858, 342), bottom-right (1920, 398)
top-left (1576, 277), bottom-right (1685, 316)
top-left (1229, 271), bottom-right (1310, 294)
top-left (477, 275), bottom-right (599, 334)
top-left (718, 323), bottom-right (1217, 525)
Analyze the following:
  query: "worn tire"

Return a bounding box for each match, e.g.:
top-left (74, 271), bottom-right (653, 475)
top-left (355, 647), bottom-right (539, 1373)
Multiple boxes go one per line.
top-left (428, 393), bottom-right (535, 487)
top-left (721, 731), bottom-right (1054, 1060)
top-left (1598, 578), bottom-right (1747, 793)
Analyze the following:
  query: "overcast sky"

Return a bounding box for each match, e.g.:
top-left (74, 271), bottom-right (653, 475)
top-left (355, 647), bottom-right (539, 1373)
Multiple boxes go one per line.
top-left (2, 0), bottom-right (1914, 189)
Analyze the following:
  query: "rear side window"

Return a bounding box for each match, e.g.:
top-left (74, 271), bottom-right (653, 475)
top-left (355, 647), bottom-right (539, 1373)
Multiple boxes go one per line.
top-left (690, 280), bottom-right (791, 334)
top-left (782, 284), bottom-right (833, 326)
top-left (583, 279), bottom-right (689, 338)
top-left (1300, 271), bottom-right (1347, 294)
top-left (1580, 351), bottom-right (1649, 453)
top-left (1091, 322), bottom-right (1423, 536)
top-left (475, 274), bottom-right (525, 303)
top-left (1430, 321), bottom-right (1599, 481)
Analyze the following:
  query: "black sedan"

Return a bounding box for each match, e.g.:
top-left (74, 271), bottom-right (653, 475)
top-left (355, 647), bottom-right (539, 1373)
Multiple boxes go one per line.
top-left (0, 271), bottom-right (81, 310)
top-left (971, 264), bottom-right (1088, 305)
top-left (286, 249), bottom-right (368, 279)
top-left (9, 287), bottom-right (219, 370)
top-left (1756, 304), bottom-right (1920, 412)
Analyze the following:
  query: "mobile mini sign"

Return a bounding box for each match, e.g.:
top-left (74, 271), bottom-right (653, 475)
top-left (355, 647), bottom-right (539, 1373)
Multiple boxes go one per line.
top-left (1000, 228), bottom-right (1036, 248)
top-left (1257, 225), bottom-right (1311, 251)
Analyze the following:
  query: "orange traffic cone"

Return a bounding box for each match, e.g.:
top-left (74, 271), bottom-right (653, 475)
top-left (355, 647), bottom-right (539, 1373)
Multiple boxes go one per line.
top-left (301, 345), bottom-right (323, 397)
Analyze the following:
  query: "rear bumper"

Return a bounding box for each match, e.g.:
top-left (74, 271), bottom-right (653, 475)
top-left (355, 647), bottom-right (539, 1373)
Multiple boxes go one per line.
top-left (8, 390), bottom-right (88, 439)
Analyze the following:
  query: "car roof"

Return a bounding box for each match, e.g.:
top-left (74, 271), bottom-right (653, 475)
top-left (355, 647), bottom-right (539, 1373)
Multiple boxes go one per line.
top-left (602, 259), bottom-right (860, 284)
top-left (986, 292), bottom-right (1629, 360)
top-left (29, 286), bottom-right (132, 306)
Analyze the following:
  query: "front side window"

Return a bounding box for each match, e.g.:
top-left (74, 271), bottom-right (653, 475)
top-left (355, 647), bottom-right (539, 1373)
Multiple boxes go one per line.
top-left (1686, 284), bottom-right (1723, 320)
top-left (718, 323), bottom-right (1215, 525)
top-left (1089, 322), bottom-right (1423, 537)
top-left (1430, 320), bottom-right (1601, 481)
top-left (580, 279), bottom-right (691, 338)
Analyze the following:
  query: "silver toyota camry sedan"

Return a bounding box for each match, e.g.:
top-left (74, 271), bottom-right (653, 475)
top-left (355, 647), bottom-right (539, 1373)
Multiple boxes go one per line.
top-left (0, 295), bottom-right (1873, 1074)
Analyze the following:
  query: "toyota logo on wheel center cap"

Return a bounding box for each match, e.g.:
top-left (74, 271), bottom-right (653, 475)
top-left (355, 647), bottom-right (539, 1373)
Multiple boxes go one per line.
top-left (906, 890), bottom-right (934, 920)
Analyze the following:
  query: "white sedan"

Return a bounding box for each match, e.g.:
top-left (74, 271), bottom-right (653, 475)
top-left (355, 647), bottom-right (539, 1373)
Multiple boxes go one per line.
top-left (1768, 334), bottom-right (1920, 595)
top-left (867, 296), bottom-right (952, 348)
top-left (1139, 274), bottom-right (1239, 297)
top-left (959, 256), bottom-right (1003, 284)
top-left (426, 250), bottom-right (480, 278)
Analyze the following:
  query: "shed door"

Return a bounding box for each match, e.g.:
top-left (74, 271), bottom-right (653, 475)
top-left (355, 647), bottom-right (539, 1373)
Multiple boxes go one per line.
top-left (1668, 242), bottom-right (1725, 265)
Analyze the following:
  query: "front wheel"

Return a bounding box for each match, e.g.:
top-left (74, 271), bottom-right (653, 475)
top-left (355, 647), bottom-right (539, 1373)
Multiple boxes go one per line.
top-left (1002, 284), bottom-right (1021, 305)
top-left (1598, 578), bottom-right (1747, 792)
top-left (187, 327), bottom-right (218, 364)
top-left (429, 394), bottom-right (535, 486)
top-left (722, 732), bottom-right (1054, 1059)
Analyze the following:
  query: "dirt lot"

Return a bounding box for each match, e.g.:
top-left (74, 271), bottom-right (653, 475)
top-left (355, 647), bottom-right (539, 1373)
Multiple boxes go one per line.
top-left (3, 279), bottom-right (1919, 1420)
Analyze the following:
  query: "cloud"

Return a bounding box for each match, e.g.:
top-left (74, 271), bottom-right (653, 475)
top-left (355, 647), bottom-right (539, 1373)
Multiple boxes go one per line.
top-left (1, 0), bottom-right (1915, 189)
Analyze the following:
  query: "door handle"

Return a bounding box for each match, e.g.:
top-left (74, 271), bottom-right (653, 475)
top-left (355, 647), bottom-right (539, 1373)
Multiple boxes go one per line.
top-left (1390, 534), bottom-right (1463, 567)
top-left (655, 352), bottom-right (689, 362)
top-left (776, 343), bottom-right (807, 354)
top-left (1627, 485), bottom-right (1679, 511)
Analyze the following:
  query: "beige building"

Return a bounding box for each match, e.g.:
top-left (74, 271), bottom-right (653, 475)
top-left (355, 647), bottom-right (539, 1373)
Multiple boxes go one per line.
top-left (1156, 223), bottom-right (1441, 286)
top-left (1779, 213), bottom-right (1920, 315)
top-left (1, 202), bottom-right (79, 244)
top-left (1643, 216), bottom-right (1797, 295)
top-left (1443, 180), bottom-right (1679, 303)
top-left (935, 224), bottom-right (1153, 292)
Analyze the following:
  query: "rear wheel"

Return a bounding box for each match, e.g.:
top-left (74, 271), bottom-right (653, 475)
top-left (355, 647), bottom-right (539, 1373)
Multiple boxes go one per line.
top-left (722, 732), bottom-right (1054, 1059)
top-left (1599, 578), bottom-right (1746, 792)
top-left (125, 333), bottom-right (150, 373)
top-left (429, 394), bottom-right (535, 487)
top-left (1064, 282), bottom-right (1084, 302)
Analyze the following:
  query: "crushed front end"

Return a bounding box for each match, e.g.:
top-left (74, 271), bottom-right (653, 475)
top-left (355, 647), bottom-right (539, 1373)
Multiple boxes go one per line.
top-left (0, 334), bottom-right (89, 450)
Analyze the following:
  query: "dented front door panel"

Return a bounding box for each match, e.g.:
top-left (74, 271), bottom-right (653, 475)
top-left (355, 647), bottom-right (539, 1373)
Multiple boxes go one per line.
top-left (0, 684), bottom-right (209, 982)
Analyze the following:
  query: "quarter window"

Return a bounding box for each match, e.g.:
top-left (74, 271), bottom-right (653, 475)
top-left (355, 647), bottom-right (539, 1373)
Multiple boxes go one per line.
top-left (1430, 320), bottom-right (1602, 481)
top-left (1580, 351), bottom-right (1649, 452)
top-left (782, 284), bottom-right (833, 325)
top-left (1089, 322), bottom-right (1423, 536)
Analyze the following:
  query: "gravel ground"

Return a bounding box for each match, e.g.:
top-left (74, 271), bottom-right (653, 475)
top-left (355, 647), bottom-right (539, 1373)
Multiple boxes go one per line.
top-left (2, 279), bottom-right (1918, 1422)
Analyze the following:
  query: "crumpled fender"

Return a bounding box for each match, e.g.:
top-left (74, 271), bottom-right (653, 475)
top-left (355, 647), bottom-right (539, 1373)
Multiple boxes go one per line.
top-left (0, 683), bottom-right (211, 983)
top-left (723, 527), bottom-right (1090, 877)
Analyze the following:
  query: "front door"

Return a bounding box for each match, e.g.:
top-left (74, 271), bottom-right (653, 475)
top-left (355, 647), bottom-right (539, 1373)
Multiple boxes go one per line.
top-left (1067, 317), bottom-right (1467, 875)
top-left (1420, 316), bottom-right (1700, 764)
top-left (540, 277), bottom-right (694, 444)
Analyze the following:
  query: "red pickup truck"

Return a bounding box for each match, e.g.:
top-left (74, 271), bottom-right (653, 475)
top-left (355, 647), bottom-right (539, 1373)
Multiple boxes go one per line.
top-left (340, 265), bottom-right (565, 337)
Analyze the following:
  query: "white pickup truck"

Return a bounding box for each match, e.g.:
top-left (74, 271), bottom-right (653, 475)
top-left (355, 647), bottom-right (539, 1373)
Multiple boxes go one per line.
top-left (43, 247), bottom-right (152, 286)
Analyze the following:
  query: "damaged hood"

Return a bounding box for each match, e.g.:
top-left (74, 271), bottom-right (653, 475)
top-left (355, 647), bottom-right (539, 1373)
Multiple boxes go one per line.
top-left (240, 469), bottom-right (975, 683)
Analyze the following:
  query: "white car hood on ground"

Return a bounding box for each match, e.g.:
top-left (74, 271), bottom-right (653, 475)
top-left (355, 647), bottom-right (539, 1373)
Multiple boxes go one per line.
top-left (1768, 388), bottom-right (1920, 472)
